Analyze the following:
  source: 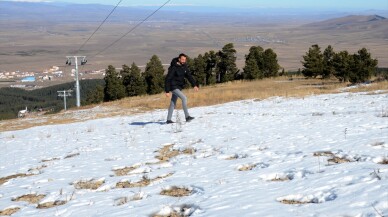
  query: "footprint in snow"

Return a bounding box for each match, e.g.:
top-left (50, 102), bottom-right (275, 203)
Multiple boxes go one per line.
top-left (259, 170), bottom-right (314, 182)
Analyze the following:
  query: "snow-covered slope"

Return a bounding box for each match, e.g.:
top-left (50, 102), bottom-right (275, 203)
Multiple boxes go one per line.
top-left (0, 91), bottom-right (387, 217)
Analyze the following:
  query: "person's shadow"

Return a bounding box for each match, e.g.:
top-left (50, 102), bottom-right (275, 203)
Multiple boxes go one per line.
top-left (129, 121), bottom-right (165, 126)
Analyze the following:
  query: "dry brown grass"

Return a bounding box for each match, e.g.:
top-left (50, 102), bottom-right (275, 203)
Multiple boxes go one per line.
top-left (181, 147), bottom-right (196, 155)
top-left (37, 200), bottom-right (67, 209)
top-left (28, 164), bottom-right (47, 172)
top-left (160, 186), bottom-right (193, 197)
top-left (0, 77), bottom-right (386, 133)
top-left (225, 155), bottom-right (238, 160)
top-left (116, 176), bottom-right (151, 189)
top-left (116, 77), bottom-right (351, 111)
top-left (271, 176), bottom-right (291, 182)
top-left (347, 81), bottom-right (388, 93)
top-left (154, 144), bottom-right (196, 163)
top-left (64, 153), bottom-right (80, 159)
top-left (280, 199), bottom-right (309, 205)
top-left (0, 173), bottom-right (34, 185)
top-left (313, 151), bottom-right (335, 157)
top-left (116, 173), bottom-right (174, 189)
top-left (328, 156), bottom-right (352, 164)
top-left (314, 151), bottom-right (355, 164)
top-left (0, 207), bottom-right (20, 216)
top-left (40, 157), bottom-right (60, 163)
top-left (377, 158), bottom-right (388, 165)
top-left (155, 144), bottom-right (180, 162)
top-left (74, 179), bottom-right (105, 190)
top-left (113, 165), bottom-right (141, 176)
top-left (12, 194), bottom-right (46, 204)
top-left (99, 78), bottom-right (388, 111)
top-left (224, 153), bottom-right (248, 160)
top-left (238, 164), bottom-right (257, 171)
top-left (152, 173), bottom-right (174, 182)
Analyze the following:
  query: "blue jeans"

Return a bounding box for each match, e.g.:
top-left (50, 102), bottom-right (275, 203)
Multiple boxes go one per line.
top-left (167, 89), bottom-right (190, 121)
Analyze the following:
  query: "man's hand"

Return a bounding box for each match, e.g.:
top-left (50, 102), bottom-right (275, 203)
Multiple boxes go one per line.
top-left (165, 92), bottom-right (170, 98)
top-left (194, 86), bottom-right (199, 92)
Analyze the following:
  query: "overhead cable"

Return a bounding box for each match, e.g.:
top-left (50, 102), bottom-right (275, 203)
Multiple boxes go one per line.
top-left (92, 0), bottom-right (171, 58)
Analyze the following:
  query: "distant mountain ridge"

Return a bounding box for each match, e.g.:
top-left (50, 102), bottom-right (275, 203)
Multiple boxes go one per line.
top-left (303, 14), bottom-right (387, 29)
top-left (1, 0), bottom-right (388, 22)
top-left (0, 1), bottom-right (154, 22)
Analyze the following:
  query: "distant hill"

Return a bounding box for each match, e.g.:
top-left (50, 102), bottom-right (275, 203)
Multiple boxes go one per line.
top-left (303, 15), bottom-right (388, 30)
top-left (0, 1), bottom-right (154, 23)
top-left (3, 1), bottom-right (384, 23)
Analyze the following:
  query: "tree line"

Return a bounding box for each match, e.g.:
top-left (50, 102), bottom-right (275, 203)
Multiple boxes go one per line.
top-left (0, 79), bottom-right (104, 120)
top-left (302, 44), bottom-right (379, 83)
top-left (93, 42), bottom-right (381, 104)
top-left (98, 43), bottom-right (281, 103)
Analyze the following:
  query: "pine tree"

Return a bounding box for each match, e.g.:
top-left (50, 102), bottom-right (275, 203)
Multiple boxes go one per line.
top-left (204, 51), bottom-right (218, 85)
top-left (86, 85), bottom-right (104, 104)
top-left (333, 51), bottom-right (351, 82)
top-left (349, 48), bottom-right (378, 83)
top-left (247, 46), bottom-right (265, 70)
top-left (122, 63), bottom-right (146, 96)
top-left (217, 43), bottom-right (238, 83)
top-left (322, 45), bottom-right (335, 79)
top-left (121, 64), bottom-right (131, 96)
top-left (120, 64), bottom-right (131, 78)
top-left (186, 55), bottom-right (195, 85)
top-left (131, 63), bottom-right (147, 96)
top-left (144, 55), bottom-right (165, 95)
top-left (244, 45), bottom-right (280, 79)
top-left (302, 44), bottom-right (324, 78)
top-left (243, 56), bottom-right (261, 80)
top-left (263, 48), bottom-right (280, 77)
top-left (191, 54), bottom-right (207, 86)
top-left (104, 65), bottom-right (126, 101)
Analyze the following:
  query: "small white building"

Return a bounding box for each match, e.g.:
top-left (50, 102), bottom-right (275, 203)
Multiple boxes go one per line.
top-left (52, 71), bottom-right (63, 75)
top-left (40, 75), bottom-right (53, 81)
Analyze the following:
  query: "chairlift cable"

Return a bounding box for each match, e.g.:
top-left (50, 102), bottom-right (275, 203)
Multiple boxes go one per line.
top-left (91, 0), bottom-right (172, 58)
top-left (75, 0), bottom-right (124, 55)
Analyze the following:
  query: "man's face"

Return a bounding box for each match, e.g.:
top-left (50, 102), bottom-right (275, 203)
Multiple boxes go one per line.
top-left (179, 56), bottom-right (186, 65)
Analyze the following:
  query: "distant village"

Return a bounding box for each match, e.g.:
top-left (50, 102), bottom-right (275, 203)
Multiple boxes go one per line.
top-left (0, 66), bottom-right (106, 89)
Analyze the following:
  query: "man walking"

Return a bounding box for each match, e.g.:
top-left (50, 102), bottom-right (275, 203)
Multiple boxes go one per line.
top-left (165, 53), bottom-right (199, 124)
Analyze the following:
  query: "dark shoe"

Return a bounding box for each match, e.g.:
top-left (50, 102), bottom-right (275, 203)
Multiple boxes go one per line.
top-left (186, 116), bottom-right (194, 122)
top-left (166, 120), bottom-right (174, 124)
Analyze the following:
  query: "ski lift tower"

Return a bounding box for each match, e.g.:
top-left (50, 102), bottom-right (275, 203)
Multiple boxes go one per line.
top-left (65, 56), bottom-right (87, 107)
top-left (57, 90), bottom-right (73, 111)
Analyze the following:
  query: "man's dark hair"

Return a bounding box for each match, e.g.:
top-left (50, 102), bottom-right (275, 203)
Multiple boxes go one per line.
top-left (178, 53), bottom-right (187, 58)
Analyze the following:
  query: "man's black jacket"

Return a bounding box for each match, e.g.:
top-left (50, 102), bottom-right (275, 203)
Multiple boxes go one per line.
top-left (165, 57), bottom-right (197, 93)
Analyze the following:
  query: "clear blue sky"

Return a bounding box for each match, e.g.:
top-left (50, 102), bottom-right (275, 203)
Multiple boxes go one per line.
top-left (5, 0), bottom-right (388, 10)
